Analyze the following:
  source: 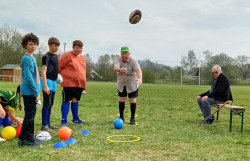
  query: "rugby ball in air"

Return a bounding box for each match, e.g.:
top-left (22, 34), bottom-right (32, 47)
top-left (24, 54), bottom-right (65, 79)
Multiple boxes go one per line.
top-left (35, 131), bottom-right (51, 141)
top-left (57, 74), bottom-right (63, 83)
top-left (129, 9), bottom-right (142, 24)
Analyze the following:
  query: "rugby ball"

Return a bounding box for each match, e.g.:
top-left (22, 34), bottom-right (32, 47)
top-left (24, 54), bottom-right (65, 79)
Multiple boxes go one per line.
top-left (36, 131), bottom-right (51, 141)
top-left (129, 9), bottom-right (142, 24)
top-left (11, 117), bottom-right (23, 127)
top-left (57, 74), bottom-right (63, 83)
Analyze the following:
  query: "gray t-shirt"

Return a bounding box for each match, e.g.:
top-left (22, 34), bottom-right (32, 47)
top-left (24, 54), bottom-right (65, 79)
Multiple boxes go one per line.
top-left (114, 56), bottom-right (141, 93)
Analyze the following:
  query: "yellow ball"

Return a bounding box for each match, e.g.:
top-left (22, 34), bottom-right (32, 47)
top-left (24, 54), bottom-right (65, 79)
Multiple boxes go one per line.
top-left (1, 126), bottom-right (16, 140)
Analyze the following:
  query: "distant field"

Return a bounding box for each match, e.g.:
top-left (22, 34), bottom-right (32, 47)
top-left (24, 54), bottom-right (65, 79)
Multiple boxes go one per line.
top-left (0, 81), bottom-right (249, 161)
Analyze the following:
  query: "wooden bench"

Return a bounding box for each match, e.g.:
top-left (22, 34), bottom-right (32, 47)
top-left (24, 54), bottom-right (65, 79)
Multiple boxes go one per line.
top-left (216, 102), bottom-right (246, 132)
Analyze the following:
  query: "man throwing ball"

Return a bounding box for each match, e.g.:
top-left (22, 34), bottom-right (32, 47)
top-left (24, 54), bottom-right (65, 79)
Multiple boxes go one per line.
top-left (114, 46), bottom-right (142, 125)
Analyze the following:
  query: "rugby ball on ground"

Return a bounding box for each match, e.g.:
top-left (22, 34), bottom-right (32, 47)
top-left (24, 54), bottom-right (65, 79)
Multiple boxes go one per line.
top-left (36, 131), bottom-right (52, 141)
top-left (57, 74), bottom-right (63, 83)
top-left (129, 9), bottom-right (142, 24)
top-left (11, 117), bottom-right (23, 127)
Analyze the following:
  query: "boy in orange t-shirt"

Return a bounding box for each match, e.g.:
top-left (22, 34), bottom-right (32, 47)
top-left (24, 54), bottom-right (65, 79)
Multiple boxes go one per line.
top-left (59, 40), bottom-right (86, 126)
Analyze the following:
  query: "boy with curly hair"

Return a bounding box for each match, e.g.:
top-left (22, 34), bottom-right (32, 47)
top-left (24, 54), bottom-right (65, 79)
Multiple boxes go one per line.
top-left (18, 33), bottom-right (42, 147)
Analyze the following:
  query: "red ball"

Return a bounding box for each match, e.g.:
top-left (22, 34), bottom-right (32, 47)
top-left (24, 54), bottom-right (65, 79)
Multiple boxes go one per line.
top-left (16, 125), bottom-right (22, 137)
top-left (58, 126), bottom-right (72, 140)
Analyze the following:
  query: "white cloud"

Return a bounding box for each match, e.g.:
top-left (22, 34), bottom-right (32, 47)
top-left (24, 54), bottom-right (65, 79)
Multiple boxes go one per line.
top-left (1, 0), bottom-right (250, 66)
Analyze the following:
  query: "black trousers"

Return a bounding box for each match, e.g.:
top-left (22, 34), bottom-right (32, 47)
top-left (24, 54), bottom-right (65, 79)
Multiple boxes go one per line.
top-left (19, 95), bottom-right (37, 141)
top-left (43, 91), bottom-right (55, 108)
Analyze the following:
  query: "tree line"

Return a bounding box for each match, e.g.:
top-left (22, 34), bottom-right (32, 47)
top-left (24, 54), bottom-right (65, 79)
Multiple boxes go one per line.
top-left (1, 24), bottom-right (249, 84)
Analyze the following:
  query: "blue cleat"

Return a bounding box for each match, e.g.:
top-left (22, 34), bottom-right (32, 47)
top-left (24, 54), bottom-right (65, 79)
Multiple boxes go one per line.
top-left (72, 118), bottom-right (85, 124)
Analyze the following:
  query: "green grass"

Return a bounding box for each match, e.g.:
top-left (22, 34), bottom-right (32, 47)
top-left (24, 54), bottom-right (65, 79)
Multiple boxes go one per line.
top-left (0, 81), bottom-right (249, 161)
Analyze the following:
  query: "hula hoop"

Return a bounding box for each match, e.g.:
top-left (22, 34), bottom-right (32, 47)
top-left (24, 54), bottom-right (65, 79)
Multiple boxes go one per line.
top-left (126, 113), bottom-right (138, 117)
top-left (107, 135), bottom-right (140, 143)
top-left (116, 114), bottom-right (138, 118)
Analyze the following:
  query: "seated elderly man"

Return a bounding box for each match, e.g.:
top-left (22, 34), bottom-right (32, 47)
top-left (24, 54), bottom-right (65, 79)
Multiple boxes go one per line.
top-left (196, 65), bottom-right (233, 124)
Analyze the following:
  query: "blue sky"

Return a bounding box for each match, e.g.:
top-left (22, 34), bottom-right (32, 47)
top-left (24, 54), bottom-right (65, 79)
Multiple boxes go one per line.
top-left (1, 0), bottom-right (250, 66)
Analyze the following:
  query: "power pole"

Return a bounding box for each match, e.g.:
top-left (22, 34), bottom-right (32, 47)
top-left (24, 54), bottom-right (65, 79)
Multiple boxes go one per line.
top-left (63, 43), bottom-right (66, 53)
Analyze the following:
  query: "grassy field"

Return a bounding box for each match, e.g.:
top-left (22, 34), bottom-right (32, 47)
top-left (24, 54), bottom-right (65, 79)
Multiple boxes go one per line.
top-left (0, 81), bottom-right (249, 161)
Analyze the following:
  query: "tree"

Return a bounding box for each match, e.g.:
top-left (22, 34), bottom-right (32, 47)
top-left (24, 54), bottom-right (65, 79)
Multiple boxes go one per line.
top-left (143, 70), bottom-right (156, 83)
top-left (201, 53), bottom-right (240, 84)
top-left (0, 24), bottom-right (24, 68)
top-left (110, 54), bottom-right (119, 64)
top-left (96, 54), bottom-right (116, 81)
top-left (235, 55), bottom-right (250, 80)
top-left (181, 50), bottom-right (198, 75)
top-left (35, 43), bottom-right (47, 67)
top-left (84, 53), bottom-right (95, 80)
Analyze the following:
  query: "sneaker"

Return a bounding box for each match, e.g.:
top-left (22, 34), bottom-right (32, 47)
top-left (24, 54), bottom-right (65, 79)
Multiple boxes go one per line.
top-left (130, 118), bottom-right (136, 125)
top-left (60, 119), bottom-right (67, 126)
top-left (18, 140), bottom-right (43, 147)
top-left (201, 116), bottom-right (214, 124)
top-left (41, 125), bottom-right (55, 134)
top-left (72, 118), bottom-right (85, 124)
top-left (48, 124), bottom-right (59, 129)
top-left (0, 137), bottom-right (6, 142)
top-left (204, 119), bottom-right (214, 124)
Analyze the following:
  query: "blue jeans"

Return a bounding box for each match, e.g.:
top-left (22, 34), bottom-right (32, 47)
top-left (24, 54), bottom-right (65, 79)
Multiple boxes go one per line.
top-left (198, 97), bottom-right (216, 120)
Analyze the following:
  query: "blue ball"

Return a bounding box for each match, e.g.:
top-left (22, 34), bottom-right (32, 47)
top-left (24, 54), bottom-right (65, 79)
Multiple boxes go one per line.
top-left (113, 118), bottom-right (124, 129)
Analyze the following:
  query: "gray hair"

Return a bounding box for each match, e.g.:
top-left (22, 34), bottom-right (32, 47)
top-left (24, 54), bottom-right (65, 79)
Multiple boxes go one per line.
top-left (212, 64), bottom-right (222, 73)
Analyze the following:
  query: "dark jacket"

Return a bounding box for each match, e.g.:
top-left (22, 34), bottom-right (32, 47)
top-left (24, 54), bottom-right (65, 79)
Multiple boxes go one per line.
top-left (200, 73), bottom-right (233, 102)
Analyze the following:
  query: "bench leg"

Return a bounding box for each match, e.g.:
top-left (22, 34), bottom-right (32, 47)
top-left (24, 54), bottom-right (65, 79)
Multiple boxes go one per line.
top-left (241, 112), bottom-right (244, 132)
top-left (229, 109), bottom-right (232, 132)
top-left (217, 109), bottom-right (219, 120)
top-left (216, 105), bottom-right (219, 120)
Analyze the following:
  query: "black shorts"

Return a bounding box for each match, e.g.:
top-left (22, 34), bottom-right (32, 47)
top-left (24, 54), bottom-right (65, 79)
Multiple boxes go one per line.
top-left (118, 86), bottom-right (138, 98)
top-left (62, 87), bottom-right (83, 102)
top-left (43, 91), bottom-right (55, 108)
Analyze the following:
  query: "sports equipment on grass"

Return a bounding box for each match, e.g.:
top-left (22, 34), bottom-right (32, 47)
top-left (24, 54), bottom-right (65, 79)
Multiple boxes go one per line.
top-left (53, 141), bottom-right (67, 148)
top-left (107, 135), bottom-right (140, 143)
top-left (81, 129), bottom-right (91, 134)
top-left (64, 137), bottom-right (77, 143)
top-left (129, 9), bottom-right (142, 24)
top-left (113, 118), bottom-right (124, 129)
top-left (11, 117), bottom-right (23, 127)
top-left (16, 125), bottom-right (22, 137)
top-left (1, 126), bottom-right (16, 140)
top-left (36, 131), bottom-right (52, 141)
top-left (57, 74), bottom-right (63, 83)
top-left (58, 126), bottom-right (72, 140)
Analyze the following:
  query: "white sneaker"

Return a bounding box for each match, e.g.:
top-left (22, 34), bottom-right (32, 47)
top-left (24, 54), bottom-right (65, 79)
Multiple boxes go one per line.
top-left (0, 137), bottom-right (6, 142)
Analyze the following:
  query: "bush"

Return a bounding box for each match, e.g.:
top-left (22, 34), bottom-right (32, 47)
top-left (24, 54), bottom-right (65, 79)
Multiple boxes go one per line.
top-left (143, 70), bottom-right (156, 83)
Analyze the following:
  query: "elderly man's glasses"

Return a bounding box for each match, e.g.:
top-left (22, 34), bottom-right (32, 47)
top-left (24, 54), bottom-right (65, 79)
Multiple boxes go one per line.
top-left (212, 71), bottom-right (218, 74)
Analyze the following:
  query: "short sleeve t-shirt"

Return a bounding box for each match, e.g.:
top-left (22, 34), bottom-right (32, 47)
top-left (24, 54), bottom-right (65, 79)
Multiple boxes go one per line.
top-left (58, 51), bottom-right (86, 89)
top-left (114, 56), bottom-right (141, 93)
top-left (42, 52), bottom-right (59, 80)
top-left (0, 90), bottom-right (19, 111)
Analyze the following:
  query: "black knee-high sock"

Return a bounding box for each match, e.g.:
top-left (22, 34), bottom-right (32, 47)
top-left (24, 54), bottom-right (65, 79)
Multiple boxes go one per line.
top-left (130, 103), bottom-right (136, 119)
top-left (119, 102), bottom-right (125, 118)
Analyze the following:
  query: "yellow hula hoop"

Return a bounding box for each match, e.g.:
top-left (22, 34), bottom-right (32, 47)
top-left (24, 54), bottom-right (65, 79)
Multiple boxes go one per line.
top-left (116, 114), bottom-right (138, 118)
top-left (107, 135), bottom-right (141, 143)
